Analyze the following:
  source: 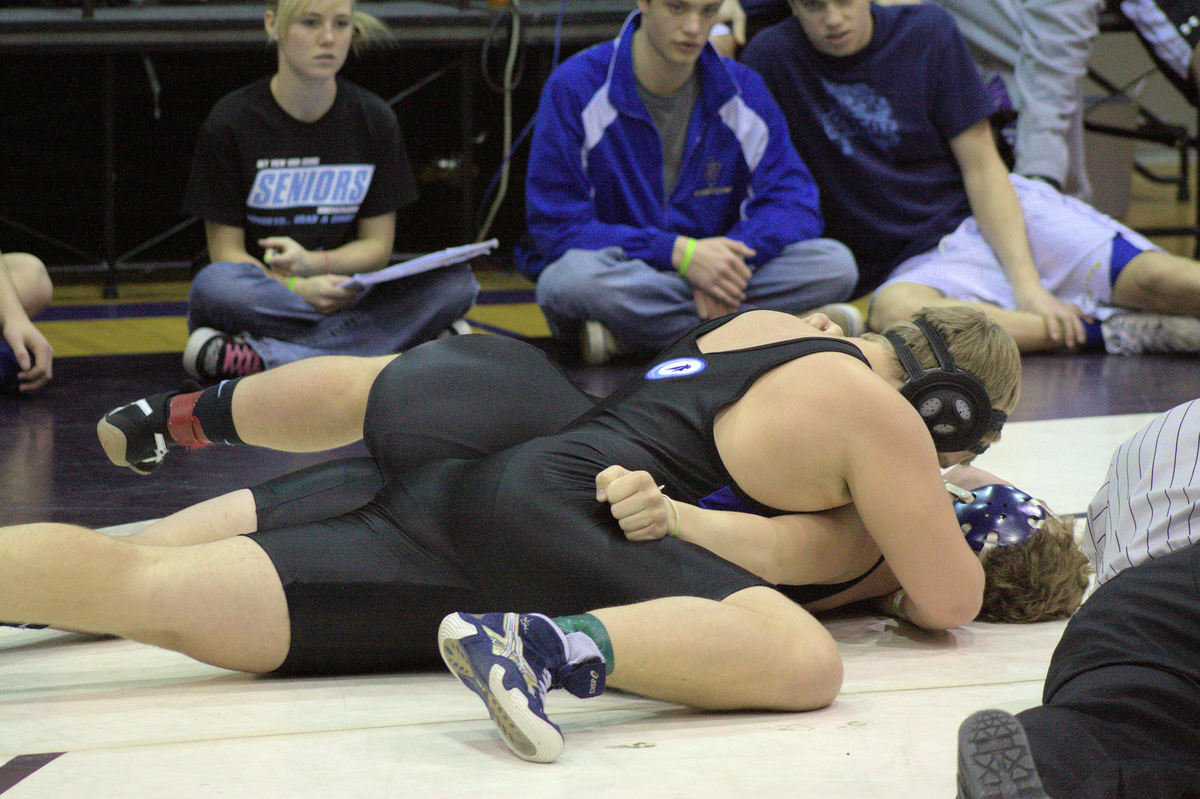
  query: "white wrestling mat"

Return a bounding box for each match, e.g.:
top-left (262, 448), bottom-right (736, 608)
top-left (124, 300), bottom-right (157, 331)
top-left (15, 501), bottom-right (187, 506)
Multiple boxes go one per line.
top-left (0, 415), bottom-right (1152, 798)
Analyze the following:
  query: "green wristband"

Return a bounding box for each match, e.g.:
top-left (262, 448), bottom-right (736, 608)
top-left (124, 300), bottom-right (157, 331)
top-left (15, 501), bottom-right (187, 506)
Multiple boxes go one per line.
top-left (678, 237), bottom-right (698, 276)
top-left (663, 495), bottom-right (681, 538)
top-left (287, 275), bottom-right (299, 292)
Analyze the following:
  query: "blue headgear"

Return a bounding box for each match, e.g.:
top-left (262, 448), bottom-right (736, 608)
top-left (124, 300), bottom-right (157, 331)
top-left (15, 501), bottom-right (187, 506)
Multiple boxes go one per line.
top-left (952, 484), bottom-right (1045, 554)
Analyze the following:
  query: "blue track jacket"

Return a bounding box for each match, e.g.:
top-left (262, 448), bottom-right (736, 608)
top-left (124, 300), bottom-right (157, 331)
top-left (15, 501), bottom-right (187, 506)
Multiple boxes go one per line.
top-left (515, 11), bottom-right (824, 279)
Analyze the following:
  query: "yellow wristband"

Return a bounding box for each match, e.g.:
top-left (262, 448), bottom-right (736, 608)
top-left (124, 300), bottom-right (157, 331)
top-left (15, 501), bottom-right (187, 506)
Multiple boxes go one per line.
top-left (287, 275), bottom-right (299, 292)
top-left (678, 237), bottom-right (697, 277)
top-left (891, 589), bottom-right (906, 618)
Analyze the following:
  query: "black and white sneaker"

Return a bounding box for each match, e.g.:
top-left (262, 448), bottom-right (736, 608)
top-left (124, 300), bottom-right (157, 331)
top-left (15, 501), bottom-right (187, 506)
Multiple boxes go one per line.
top-left (957, 709), bottom-right (1049, 799)
top-left (96, 392), bottom-right (175, 475)
top-left (183, 327), bottom-right (264, 382)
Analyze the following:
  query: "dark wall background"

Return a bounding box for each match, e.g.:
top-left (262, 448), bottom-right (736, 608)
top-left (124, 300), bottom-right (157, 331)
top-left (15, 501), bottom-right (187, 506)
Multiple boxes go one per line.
top-left (1, 39), bottom-right (584, 272)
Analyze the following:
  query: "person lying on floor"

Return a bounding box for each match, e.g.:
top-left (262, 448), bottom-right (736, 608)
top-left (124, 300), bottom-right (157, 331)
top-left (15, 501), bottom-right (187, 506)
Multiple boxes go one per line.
top-left (4, 308), bottom-right (1081, 763)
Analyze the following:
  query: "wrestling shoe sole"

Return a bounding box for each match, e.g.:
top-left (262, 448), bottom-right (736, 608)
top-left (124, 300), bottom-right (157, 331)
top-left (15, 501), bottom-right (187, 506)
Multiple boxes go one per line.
top-left (96, 411), bottom-right (161, 476)
top-left (957, 709), bottom-right (1049, 799)
top-left (437, 613), bottom-right (564, 763)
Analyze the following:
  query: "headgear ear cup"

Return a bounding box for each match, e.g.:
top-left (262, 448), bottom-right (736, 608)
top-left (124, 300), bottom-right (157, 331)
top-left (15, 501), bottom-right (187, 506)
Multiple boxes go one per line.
top-left (884, 318), bottom-right (1003, 453)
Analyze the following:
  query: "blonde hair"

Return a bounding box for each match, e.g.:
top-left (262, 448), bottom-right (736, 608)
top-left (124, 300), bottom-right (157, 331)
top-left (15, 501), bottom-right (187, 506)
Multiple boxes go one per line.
top-left (267, 0), bottom-right (393, 53)
top-left (976, 513), bottom-right (1092, 623)
top-left (864, 306), bottom-right (1021, 448)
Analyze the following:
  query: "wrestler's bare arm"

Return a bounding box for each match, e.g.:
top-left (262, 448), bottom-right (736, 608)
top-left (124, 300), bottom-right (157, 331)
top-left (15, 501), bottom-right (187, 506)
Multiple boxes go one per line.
top-left (723, 354), bottom-right (984, 629)
top-left (602, 352), bottom-right (983, 630)
top-left (943, 463), bottom-right (1012, 490)
top-left (837, 380), bottom-right (985, 629)
top-left (669, 503), bottom-right (879, 586)
top-left (597, 464), bottom-right (879, 585)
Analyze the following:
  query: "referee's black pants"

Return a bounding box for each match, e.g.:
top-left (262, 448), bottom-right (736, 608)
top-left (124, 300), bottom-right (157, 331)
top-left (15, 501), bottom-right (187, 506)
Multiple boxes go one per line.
top-left (1018, 544), bottom-right (1200, 798)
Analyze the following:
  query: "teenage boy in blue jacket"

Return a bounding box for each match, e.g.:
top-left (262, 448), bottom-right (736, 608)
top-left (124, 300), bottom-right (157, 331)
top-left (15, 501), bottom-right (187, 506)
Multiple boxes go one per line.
top-left (516, 0), bottom-right (857, 364)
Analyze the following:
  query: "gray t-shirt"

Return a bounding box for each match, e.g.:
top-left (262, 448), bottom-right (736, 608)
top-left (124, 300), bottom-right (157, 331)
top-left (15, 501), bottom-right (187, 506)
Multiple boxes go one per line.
top-left (637, 71), bottom-right (700, 197)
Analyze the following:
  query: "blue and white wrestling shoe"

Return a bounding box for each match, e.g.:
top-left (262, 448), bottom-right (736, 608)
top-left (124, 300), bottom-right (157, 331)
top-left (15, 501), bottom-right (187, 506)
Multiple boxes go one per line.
top-left (438, 612), bottom-right (605, 763)
top-left (957, 709), bottom-right (1049, 799)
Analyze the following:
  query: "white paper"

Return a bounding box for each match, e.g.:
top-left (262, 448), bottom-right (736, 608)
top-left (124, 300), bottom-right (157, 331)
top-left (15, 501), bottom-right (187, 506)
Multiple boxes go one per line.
top-left (343, 239), bottom-right (498, 289)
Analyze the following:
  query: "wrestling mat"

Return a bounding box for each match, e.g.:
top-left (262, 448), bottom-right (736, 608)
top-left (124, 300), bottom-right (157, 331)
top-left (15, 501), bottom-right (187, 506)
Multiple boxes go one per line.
top-left (0, 414), bottom-right (1154, 797)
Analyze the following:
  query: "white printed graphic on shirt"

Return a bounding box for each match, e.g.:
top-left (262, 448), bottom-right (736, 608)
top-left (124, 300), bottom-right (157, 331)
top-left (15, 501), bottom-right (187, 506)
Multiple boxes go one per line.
top-left (818, 78), bottom-right (900, 157)
top-left (248, 163), bottom-right (375, 210)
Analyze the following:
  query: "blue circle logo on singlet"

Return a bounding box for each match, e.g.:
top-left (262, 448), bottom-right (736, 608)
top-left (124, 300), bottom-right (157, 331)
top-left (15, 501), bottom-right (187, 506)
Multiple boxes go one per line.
top-left (645, 357), bottom-right (707, 380)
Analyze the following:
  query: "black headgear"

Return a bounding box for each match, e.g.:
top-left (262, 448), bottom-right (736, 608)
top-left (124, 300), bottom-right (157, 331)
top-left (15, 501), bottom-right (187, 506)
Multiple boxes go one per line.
top-left (884, 318), bottom-right (1007, 453)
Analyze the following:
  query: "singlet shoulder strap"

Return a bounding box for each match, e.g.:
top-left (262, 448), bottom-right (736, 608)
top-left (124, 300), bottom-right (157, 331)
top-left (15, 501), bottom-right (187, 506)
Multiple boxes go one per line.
top-left (727, 336), bottom-right (868, 367)
top-left (663, 313), bottom-right (872, 369)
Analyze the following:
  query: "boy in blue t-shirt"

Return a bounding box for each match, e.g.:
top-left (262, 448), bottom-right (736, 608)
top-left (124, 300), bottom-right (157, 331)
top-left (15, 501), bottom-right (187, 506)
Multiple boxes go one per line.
top-left (742, 0), bottom-right (1200, 356)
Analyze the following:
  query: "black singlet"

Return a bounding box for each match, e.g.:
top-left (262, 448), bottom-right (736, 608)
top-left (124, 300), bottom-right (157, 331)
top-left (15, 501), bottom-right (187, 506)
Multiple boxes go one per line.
top-left (249, 318), bottom-right (886, 674)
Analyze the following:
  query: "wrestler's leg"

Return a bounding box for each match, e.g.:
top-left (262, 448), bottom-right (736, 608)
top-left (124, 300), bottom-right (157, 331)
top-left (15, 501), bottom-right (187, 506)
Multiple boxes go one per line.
top-left (97, 353), bottom-right (393, 473)
top-left (101, 336), bottom-right (592, 475)
top-left (439, 587), bottom-right (842, 762)
top-left (194, 334), bottom-right (589, 455)
top-left (125, 490), bottom-right (257, 546)
top-left (0, 523), bottom-right (289, 673)
top-left (230, 355), bottom-right (394, 450)
top-left (127, 457), bottom-right (385, 546)
top-left (595, 587), bottom-right (843, 710)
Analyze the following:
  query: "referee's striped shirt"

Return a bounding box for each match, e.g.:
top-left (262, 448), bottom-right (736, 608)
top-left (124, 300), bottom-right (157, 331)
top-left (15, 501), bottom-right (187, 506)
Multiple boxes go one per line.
top-left (1084, 398), bottom-right (1200, 586)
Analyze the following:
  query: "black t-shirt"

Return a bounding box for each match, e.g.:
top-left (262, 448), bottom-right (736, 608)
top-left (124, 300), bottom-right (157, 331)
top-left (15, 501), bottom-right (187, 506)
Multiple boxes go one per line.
top-left (183, 77), bottom-right (416, 261)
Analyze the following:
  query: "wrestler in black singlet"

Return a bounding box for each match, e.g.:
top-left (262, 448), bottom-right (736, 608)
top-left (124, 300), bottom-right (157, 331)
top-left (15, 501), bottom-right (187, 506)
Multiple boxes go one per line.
top-left (248, 316), bottom-right (884, 675)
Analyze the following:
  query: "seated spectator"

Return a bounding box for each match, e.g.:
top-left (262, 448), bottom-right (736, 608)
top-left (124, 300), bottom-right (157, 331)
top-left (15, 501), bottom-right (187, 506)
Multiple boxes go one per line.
top-left (742, 0), bottom-right (1200, 355)
top-left (181, 0), bottom-right (478, 383)
top-left (0, 248), bottom-right (53, 394)
top-left (515, 0), bottom-right (858, 365)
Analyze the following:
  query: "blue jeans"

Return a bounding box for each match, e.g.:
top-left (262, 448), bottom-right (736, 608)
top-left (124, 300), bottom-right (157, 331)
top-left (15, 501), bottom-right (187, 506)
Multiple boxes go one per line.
top-left (188, 261), bottom-right (479, 369)
top-left (534, 239), bottom-right (857, 353)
